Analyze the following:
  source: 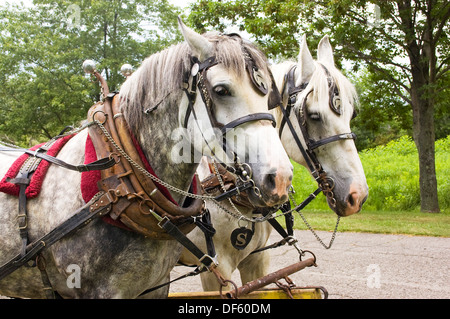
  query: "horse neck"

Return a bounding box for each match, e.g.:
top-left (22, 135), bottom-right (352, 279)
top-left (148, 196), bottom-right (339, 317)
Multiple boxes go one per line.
top-left (135, 110), bottom-right (197, 206)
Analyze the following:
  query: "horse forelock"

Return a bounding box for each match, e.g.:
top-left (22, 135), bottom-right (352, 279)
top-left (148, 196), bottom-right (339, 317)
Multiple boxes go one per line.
top-left (205, 33), bottom-right (271, 79)
top-left (119, 33), bottom-right (272, 135)
top-left (300, 61), bottom-right (358, 117)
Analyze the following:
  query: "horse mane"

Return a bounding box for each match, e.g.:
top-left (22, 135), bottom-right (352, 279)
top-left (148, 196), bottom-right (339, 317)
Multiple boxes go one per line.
top-left (119, 32), bottom-right (271, 134)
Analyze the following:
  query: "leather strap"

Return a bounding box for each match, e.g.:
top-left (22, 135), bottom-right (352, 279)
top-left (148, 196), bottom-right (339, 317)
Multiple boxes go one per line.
top-left (0, 146), bottom-right (117, 172)
top-left (220, 112), bottom-right (276, 135)
top-left (87, 94), bottom-right (204, 239)
top-left (193, 209), bottom-right (216, 258)
top-left (308, 132), bottom-right (357, 150)
top-left (152, 212), bottom-right (217, 270)
top-left (0, 193), bottom-right (111, 281)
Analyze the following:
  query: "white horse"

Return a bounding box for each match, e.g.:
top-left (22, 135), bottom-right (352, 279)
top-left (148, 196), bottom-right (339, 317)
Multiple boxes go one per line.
top-left (0, 20), bottom-right (293, 298)
top-left (179, 35), bottom-right (369, 291)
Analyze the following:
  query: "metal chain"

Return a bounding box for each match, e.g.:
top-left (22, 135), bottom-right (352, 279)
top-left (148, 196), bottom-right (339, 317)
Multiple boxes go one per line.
top-left (95, 120), bottom-right (215, 201)
top-left (211, 160), bottom-right (256, 222)
top-left (289, 190), bottom-right (340, 249)
top-left (95, 120), bottom-right (333, 228)
top-left (96, 119), bottom-right (288, 223)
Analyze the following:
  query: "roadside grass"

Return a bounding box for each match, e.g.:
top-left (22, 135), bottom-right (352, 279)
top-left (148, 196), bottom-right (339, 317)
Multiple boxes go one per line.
top-left (285, 209), bottom-right (450, 238)
top-left (286, 135), bottom-right (450, 238)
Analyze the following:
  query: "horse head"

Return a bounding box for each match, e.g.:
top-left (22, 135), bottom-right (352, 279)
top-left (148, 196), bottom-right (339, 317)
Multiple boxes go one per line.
top-left (273, 35), bottom-right (368, 216)
top-left (120, 19), bottom-right (292, 208)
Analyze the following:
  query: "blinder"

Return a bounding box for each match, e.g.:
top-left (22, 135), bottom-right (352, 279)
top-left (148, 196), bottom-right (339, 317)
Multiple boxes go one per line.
top-left (320, 64), bottom-right (342, 116)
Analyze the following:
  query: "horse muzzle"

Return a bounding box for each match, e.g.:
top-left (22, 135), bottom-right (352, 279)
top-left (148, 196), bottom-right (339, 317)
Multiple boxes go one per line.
top-left (248, 165), bottom-right (293, 207)
top-left (326, 179), bottom-right (368, 217)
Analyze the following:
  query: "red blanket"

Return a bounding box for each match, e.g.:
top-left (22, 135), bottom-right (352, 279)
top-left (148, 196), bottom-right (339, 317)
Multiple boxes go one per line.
top-left (0, 135), bottom-right (74, 198)
top-left (1, 133), bottom-right (197, 231)
top-left (81, 134), bottom-right (180, 204)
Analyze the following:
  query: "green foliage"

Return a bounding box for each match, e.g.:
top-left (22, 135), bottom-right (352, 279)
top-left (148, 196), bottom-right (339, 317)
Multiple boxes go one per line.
top-left (291, 135), bottom-right (450, 212)
top-left (352, 68), bottom-right (412, 150)
top-left (187, 0), bottom-right (449, 150)
top-left (0, 0), bottom-right (181, 146)
top-left (360, 136), bottom-right (420, 211)
top-left (189, 0), bottom-right (303, 60)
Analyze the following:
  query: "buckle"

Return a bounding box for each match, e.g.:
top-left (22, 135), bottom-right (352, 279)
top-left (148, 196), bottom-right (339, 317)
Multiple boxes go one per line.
top-left (199, 254), bottom-right (219, 270)
top-left (149, 209), bottom-right (170, 228)
top-left (17, 214), bottom-right (27, 229)
top-left (157, 216), bottom-right (170, 229)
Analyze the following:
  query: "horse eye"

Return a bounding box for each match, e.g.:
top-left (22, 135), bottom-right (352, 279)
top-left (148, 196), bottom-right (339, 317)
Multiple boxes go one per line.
top-left (213, 85), bottom-right (231, 97)
top-left (308, 112), bottom-right (321, 121)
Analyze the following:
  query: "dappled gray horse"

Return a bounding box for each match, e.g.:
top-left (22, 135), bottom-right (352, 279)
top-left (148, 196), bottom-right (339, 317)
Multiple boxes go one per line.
top-left (0, 20), bottom-right (293, 298)
top-left (180, 35), bottom-right (369, 291)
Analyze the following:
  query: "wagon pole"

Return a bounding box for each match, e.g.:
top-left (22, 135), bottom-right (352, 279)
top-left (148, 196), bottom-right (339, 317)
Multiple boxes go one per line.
top-left (223, 257), bottom-right (316, 299)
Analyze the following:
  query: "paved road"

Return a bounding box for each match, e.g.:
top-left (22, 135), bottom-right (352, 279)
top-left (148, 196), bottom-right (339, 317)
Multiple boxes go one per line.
top-left (170, 230), bottom-right (450, 299)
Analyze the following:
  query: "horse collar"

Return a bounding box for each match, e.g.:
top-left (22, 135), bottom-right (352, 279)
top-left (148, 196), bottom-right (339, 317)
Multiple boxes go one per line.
top-left (88, 93), bottom-right (205, 239)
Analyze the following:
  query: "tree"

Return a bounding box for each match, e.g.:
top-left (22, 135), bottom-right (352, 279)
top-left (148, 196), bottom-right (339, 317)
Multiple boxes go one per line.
top-left (189, 0), bottom-right (449, 213)
top-left (0, 0), bottom-right (181, 146)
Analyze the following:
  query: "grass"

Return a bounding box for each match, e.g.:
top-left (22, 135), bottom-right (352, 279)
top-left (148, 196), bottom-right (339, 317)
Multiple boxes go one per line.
top-left (284, 209), bottom-right (450, 237)
top-left (284, 135), bottom-right (450, 238)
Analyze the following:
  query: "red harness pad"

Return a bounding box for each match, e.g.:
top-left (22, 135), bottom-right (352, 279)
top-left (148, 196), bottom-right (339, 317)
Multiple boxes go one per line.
top-left (0, 135), bottom-right (75, 199)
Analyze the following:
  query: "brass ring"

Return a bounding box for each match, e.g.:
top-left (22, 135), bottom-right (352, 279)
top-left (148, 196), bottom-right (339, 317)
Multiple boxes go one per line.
top-left (108, 152), bottom-right (121, 164)
top-left (92, 110), bottom-right (107, 125)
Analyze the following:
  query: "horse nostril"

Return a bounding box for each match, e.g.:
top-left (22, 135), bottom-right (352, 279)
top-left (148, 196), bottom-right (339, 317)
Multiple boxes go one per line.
top-left (265, 173), bottom-right (277, 189)
top-left (347, 193), bottom-right (356, 207)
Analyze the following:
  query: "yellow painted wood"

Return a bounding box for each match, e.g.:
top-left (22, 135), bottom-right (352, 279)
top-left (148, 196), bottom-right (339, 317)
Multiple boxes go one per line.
top-left (168, 288), bottom-right (323, 299)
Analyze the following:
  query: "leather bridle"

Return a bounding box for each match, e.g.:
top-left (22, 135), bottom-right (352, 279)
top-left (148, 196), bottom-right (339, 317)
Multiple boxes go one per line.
top-left (181, 36), bottom-right (282, 197)
top-left (182, 53), bottom-right (280, 133)
top-left (278, 65), bottom-right (357, 207)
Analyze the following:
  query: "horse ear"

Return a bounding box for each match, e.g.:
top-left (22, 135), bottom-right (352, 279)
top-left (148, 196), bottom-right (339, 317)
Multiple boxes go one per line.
top-left (297, 35), bottom-right (315, 85)
top-left (317, 35), bottom-right (335, 66)
top-left (178, 17), bottom-right (213, 61)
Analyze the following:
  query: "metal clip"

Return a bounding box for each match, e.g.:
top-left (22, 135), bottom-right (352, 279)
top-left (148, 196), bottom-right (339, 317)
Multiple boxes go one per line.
top-left (199, 254), bottom-right (219, 269)
top-left (17, 214), bottom-right (27, 230)
top-left (149, 209), bottom-right (170, 229)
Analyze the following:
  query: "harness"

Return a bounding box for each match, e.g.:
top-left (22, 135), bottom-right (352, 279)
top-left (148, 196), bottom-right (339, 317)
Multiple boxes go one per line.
top-left (279, 65), bottom-right (357, 208)
top-left (256, 64), bottom-right (357, 251)
top-left (180, 35), bottom-right (282, 202)
top-left (0, 38), bottom-right (284, 297)
top-left (87, 94), bottom-right (205, 239)
top-left (199, 63), bottom-right (358, 256)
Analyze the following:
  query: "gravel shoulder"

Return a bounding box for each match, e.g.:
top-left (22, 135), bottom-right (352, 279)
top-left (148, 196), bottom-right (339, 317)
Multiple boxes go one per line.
top-left (1, 230), bottom-right (448, 299)
top-left (169, 230), bottom-right (450, 299)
